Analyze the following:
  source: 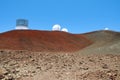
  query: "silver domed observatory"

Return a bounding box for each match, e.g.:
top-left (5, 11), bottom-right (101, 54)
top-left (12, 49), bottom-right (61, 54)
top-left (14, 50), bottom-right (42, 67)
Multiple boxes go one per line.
top-left (16, 19), bottom-right (29, 30)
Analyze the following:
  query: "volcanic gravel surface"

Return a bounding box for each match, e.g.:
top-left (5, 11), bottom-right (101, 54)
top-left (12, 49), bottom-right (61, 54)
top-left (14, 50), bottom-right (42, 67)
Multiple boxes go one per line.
top-left (0, 50), bottom-right (120, 80)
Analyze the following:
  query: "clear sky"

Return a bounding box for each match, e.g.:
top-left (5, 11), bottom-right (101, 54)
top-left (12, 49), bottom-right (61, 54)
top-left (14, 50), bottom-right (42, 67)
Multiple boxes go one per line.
top-left (0, 0), bottom-right (120, 33)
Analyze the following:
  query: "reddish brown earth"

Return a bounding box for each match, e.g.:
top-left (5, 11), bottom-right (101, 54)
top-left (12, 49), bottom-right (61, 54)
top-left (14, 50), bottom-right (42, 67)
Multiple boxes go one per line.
top-left (0, 30), bottom-right (92, 52)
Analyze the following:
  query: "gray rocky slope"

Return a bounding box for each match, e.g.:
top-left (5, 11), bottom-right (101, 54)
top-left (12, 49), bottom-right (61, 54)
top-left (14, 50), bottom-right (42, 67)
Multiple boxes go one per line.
top-left (79, 30), bottom-right (120, 54)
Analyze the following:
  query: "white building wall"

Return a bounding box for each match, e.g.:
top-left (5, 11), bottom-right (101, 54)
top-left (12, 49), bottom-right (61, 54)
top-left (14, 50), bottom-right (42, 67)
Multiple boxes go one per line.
top-left (16, 26), bottom-right (29, 30)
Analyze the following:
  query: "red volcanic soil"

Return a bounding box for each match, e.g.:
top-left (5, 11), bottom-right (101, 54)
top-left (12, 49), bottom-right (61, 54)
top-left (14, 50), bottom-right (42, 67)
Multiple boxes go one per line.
top-left (0, 30), bottom-right (92, 52)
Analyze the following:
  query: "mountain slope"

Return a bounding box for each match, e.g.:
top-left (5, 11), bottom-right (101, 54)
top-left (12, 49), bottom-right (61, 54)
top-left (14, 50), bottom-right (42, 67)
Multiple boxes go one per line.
top-left (0, 30), bottom-right (92, 52)
top-left (79, 30), bottom-right (120, 54)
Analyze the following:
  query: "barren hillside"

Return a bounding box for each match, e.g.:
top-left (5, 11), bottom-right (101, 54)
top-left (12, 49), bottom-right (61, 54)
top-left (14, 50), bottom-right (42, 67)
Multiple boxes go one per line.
top-left (0, 30), bottom-right (92, 52)
top-left (79, 30), bottom-right (120, 54)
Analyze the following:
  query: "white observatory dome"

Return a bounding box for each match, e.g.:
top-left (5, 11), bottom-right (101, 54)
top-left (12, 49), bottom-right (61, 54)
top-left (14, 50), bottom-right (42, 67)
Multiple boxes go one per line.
top-left (16, 19), bottom-right (29, 30)
top-left (52, 24), bottom-right (61, 31)
top-left (61, 28), bottom-right (68, 32)
top-left (104, 27), bottom-right (109, 30)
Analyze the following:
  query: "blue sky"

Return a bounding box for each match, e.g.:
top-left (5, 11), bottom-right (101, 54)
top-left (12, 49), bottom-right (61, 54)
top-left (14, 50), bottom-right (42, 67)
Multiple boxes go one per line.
top-left (0, 0), bottom-right (120, 33)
